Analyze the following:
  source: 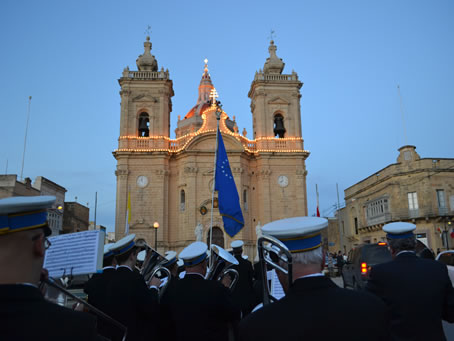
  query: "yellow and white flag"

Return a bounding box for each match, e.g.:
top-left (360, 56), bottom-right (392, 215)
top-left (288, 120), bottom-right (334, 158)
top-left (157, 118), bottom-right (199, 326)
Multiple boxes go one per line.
top-left (125, 191), bottom-right (131, 235)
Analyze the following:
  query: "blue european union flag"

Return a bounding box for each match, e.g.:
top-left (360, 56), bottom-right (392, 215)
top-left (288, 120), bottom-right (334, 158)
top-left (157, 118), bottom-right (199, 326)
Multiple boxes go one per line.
top-left (215, 128), bottom-right (244, 237)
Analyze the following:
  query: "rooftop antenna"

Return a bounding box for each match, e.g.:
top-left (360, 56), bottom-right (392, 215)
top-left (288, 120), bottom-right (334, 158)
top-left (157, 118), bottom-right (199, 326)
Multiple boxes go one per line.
top-left (397, 85), bottom-right (408, 146)
top-left (20, 96), bottom-right (32, 181)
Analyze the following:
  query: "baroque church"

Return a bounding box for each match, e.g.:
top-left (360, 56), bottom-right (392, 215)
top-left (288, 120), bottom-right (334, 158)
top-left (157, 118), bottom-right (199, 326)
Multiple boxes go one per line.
top-left (113, 36), bottom-right (309, 258)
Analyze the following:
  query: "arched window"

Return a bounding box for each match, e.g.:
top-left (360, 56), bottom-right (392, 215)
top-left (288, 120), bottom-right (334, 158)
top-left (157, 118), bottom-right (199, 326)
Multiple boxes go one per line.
top-left (243, 189), bottom-right (248, 211)
top-left (207, 226), bottom-right (224, 248)
top-left (273, 113), bottom-right (286, 138)
top-left (138, 112), bottom-right (150, 137)
top-left (180, 189), bottom-right (185, 211)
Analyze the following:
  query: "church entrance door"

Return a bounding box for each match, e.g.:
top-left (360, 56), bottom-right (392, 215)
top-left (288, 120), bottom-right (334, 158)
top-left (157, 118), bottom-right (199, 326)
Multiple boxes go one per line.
top-left (207, 226), bottom-right (224, 248)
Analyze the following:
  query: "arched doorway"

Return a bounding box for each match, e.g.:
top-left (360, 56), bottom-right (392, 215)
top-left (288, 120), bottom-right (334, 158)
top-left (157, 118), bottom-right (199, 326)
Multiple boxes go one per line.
top-left (207, 226), bottom-right (224, 248)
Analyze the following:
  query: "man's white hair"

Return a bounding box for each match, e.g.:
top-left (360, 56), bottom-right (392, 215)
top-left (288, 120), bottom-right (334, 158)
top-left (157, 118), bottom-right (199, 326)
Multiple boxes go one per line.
top-left (292, 247), bottom-right (323, 266)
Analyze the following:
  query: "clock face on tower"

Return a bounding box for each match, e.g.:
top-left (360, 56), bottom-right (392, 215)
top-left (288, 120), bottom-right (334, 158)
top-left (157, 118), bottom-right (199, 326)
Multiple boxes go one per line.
top-left (137, 175), bottom-right (149, 188)
top-left (278, 175), bottom-right (289, 188)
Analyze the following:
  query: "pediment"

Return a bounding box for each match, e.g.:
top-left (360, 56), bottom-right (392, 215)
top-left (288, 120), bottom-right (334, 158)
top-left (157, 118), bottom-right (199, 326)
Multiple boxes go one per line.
top-left (185, 133), bottom-right (244, 152)
top-left (132, 94), bottom-right (156, 102)
top-left (268, 97), bottom-right (289, 105)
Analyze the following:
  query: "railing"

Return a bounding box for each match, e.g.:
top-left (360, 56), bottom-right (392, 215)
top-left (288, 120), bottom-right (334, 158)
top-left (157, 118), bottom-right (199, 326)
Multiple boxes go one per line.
top-left (117, 136), bottom-right (305, 153)
top-left (254, 73), bottom-right (299, 82)
top-left (126, 71), bottom-right (169, 80)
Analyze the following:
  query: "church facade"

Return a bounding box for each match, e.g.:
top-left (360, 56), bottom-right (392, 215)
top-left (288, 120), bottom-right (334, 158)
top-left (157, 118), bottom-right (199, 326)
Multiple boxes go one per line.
top-left (113, 37), bottom-right (310, 259)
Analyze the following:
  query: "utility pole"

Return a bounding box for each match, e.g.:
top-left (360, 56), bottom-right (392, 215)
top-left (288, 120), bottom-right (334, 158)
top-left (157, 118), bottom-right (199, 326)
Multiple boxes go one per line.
top-left (20, 96), bottom-right (32, 181)
top-left (336, 183), bottom-right (344, 253)
top-left (94, 192), bottom-right (98, 228)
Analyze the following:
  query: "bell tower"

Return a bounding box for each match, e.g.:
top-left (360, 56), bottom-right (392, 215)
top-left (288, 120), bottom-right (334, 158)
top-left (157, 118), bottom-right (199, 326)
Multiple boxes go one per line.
top-left (114, 36), bottom-right (174, 241)
top-left (248, 41), bottom-right (303, 140)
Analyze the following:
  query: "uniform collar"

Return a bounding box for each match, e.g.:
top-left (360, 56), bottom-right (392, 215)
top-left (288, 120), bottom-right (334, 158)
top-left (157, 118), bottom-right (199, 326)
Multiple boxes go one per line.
top-left (117, 265), bottom-right (132, 271)
top-left (291, 275), bottom-right (336, 293)
top-left (396, 250), bottom-right (416, 258)
top-left (0, 284), bottom-right (43, 301)
top-left (185, 272), bottom-right (205, 279)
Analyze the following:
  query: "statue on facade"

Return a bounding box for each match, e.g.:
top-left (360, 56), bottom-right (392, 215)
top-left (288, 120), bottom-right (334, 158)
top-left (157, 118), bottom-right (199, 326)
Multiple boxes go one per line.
top-left (254, 221), bottom-right (262, 263)
top-left (195, 222), bottom-right (203, 241)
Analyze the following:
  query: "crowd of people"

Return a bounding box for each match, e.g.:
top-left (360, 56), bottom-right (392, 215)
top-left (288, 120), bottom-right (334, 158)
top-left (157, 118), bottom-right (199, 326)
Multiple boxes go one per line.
top-left (1, 195), bottom-right (454, 341)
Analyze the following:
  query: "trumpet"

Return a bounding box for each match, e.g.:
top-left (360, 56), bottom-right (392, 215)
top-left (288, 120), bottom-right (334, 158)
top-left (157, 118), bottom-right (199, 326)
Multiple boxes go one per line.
top-left (257, 235), bottom-right (293, 306)
top-left (206, 244), bottom-right (240, 291)
top-left (44, 277), bottom-right (128, 341)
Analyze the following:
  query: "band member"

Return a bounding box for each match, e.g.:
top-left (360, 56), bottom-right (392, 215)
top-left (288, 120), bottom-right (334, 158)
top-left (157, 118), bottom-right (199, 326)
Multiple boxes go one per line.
top-left (230, 240), bottom-right (255, 316)
top-left (0, 196), bottom-right (99, 341)
top-left (104, 234), bottom-right (159, 341)
top-left (159, 241), bottom-right (240, 340)
top-left (240, 217), bottom-right (389, 341)
top-left (366, 222), bottom-right (454, 341)
top-left (84, 243), bottom-right (117, 339)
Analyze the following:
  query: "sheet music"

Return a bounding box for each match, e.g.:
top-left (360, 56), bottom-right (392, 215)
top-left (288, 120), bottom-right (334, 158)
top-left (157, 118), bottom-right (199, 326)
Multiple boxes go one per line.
top-left (43, 230), bottom-right (104, 278)
top-left (270, 269), bottom-right (285, 300)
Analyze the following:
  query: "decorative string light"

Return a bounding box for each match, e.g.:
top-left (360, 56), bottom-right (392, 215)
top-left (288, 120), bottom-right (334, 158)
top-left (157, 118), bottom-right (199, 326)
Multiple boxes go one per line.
top-left (115, 105), bottom-right (310, 155)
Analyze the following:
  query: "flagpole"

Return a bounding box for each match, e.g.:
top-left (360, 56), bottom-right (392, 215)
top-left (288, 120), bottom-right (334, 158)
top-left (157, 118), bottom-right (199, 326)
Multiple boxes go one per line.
top-left (209, 103), bottom-right (222, 266)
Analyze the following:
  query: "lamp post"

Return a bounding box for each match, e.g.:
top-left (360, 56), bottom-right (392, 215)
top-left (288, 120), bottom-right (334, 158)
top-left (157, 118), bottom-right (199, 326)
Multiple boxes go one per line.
top-left (447, 221), bottom-right (452, 250)
top-left (153, 221), bottom-right (159, 251)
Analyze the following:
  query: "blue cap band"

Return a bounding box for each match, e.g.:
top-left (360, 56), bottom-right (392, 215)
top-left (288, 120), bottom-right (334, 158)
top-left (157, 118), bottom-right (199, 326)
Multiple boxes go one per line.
top-left (183, 253), bottom-right (207, 267)
top-left (0, 210), bottom-right (48, 235)
top-left (386, 232), bottom-right (414, 239)
top-left (162, 258), bottom-right (177, 268)
top-left (115, 240), bottom-right (135, 255)
top-left (281, 233), bottom-right (322, 253)
top-left (104, 251), bottom-right (114, 258)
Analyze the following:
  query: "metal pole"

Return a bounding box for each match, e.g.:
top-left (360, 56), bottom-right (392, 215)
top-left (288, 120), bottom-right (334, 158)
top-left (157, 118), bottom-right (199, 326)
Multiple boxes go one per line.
top-left (94, 192), bottom-right (98, 228)
top-left (336, 183), bottom-right (344, 252)
top-left (20, 96), bottom-right (32, 181)
top-left (209, 104), bottom-right (221, 267)
top-left (155, 227), bottom-right (158, 251)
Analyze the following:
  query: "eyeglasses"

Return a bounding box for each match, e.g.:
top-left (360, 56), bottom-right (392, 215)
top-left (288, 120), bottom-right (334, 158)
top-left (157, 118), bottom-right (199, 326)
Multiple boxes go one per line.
top-left (32, 234), bottom-right (52, 250)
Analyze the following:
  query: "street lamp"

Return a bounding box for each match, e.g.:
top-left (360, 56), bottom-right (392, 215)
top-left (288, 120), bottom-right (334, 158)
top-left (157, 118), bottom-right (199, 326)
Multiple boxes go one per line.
top-left (153, 221), bottom-right (159, 251)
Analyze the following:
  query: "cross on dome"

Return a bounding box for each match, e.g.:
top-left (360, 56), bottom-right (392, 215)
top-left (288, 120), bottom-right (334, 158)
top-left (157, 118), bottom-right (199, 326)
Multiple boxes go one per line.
top-left (209, 88), bottom-right (218, 106)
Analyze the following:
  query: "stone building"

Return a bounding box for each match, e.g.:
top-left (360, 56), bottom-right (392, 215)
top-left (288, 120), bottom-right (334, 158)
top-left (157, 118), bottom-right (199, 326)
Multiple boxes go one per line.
top-left (62, 202), bottom-right (89, 234)
top-left (113, 37), bottom-right (310, 258)
top-left (0, 175), bottom-right (66, 236)
top-left (341, 145), bottom-right (454, 251)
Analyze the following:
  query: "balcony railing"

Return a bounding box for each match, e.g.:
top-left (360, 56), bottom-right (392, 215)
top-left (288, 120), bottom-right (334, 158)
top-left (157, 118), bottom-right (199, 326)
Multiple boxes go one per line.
top-left (117, 136), bottom-right (306, 154)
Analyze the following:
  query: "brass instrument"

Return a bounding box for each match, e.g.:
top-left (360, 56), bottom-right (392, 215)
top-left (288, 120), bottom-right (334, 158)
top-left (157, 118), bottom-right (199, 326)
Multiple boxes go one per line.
top-left (206, 244), bottom-right (240, 291)
top-left (257, 235), bottom-right (293, 306)
top-left (135, 239), bottom-right (172, 297)
top-left (44, 277), bottom-right (128, 341)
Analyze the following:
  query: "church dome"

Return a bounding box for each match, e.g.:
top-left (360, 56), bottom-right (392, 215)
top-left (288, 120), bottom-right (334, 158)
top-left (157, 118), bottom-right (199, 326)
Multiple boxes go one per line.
top-left (136, 36), bottom-right (158, 71)
top-left (183, 59), bottom-right (214, 119)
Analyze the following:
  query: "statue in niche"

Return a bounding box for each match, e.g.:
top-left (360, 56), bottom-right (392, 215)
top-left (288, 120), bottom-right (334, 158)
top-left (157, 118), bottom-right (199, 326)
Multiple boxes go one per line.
top-left (195, 222), bottom-right (203, 241)
top-left (254, 221), bottom-right (262, 263)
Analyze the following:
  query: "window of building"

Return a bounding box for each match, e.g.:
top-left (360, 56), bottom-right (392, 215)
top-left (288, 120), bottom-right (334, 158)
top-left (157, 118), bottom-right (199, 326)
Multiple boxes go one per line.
top-left (180, 189), bottom-right (185, 211)
top-left (138, 112), bottom-right (150, 137)
top-left (437, 189), bottom-right (446, 208)
top-left (437, 189), bottom-right (447, 215)
top-left (366, 197), bottom-right (389, 219)
top-left (408, 192), bottom-right (418, 217)
top-left (354, 217), bottom-right (358, 235)
top-left (243, 189), bottom-right (248, 211)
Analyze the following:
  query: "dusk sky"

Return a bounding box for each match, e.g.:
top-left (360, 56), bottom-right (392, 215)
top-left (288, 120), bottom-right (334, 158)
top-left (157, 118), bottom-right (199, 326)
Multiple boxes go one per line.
top-left (1, 0), bottom-right (453, 232)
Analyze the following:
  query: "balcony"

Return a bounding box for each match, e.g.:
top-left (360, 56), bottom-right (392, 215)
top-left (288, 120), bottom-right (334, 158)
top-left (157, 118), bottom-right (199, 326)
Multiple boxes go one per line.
top-left (392, 206), bottom-right (453, 220)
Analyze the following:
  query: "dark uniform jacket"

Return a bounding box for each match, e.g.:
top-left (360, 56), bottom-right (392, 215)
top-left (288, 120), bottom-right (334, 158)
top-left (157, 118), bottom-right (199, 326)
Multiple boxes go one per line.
top-left (84, 267), bottom-right (118, 339)
top-left (240, 276), bottom-right (389, 341)
top-left (0, 284), bottom-right (99, 341)
top-left (231, 255), bottom-right (255, 316)
top-left (102, 266), bottom-right (159, 341)
top-left (366, 252), bottom-right (454, 341)
top-left (160, 273), bottom-right (240, 341)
